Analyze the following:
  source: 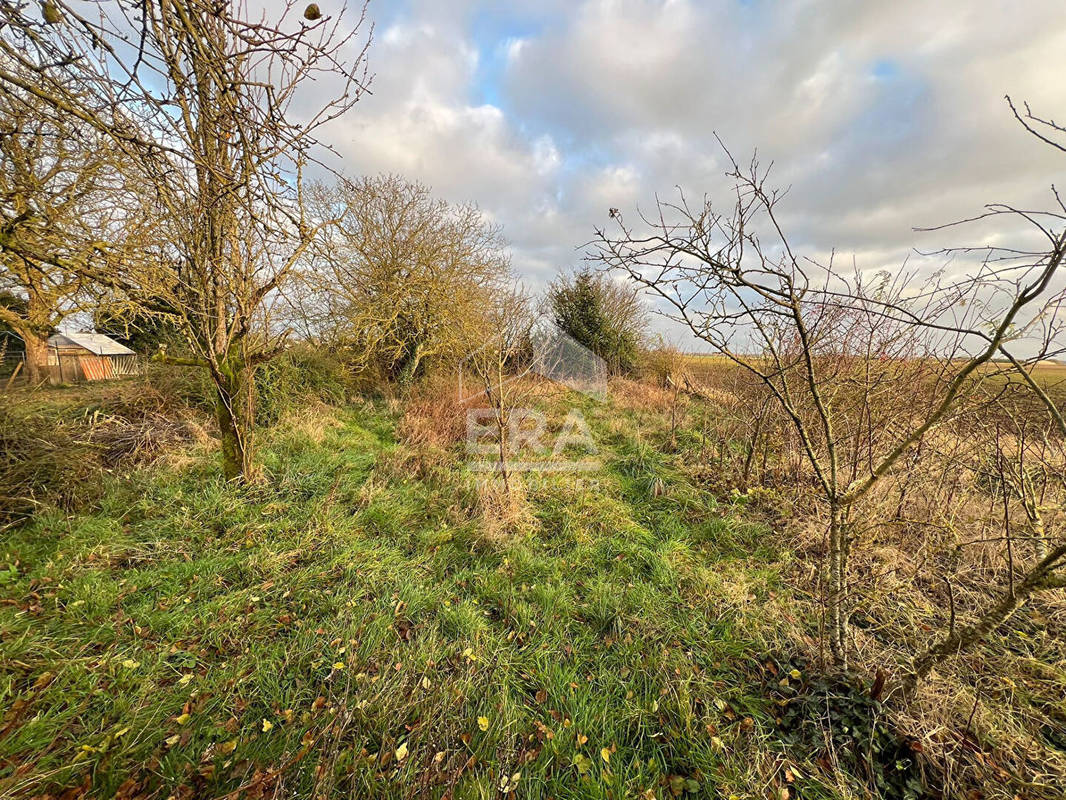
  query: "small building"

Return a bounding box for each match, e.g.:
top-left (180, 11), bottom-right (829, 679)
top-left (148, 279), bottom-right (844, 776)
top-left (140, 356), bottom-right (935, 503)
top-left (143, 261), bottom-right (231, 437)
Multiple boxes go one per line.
top-left (47, 332), bottom-right (139, 381)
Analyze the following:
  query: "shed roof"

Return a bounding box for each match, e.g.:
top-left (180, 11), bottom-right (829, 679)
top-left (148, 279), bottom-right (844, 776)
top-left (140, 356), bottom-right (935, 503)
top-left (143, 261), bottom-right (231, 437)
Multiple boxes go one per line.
top-left (48, 332), bottom-right (136, 356)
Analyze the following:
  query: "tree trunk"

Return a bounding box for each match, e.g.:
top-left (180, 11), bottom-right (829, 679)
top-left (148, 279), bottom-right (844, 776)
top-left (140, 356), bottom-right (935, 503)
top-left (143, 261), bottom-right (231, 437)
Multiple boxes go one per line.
top-left (19, 329), bottom-right (50, 385)
top-left (213, 354), bottom-right (254, 481)
top-left (828, 503), bottom-right (850, 668)
top-left (398, 342), bottom-right (424, 389)
top-left (496, 413), bottom-right (511, 494)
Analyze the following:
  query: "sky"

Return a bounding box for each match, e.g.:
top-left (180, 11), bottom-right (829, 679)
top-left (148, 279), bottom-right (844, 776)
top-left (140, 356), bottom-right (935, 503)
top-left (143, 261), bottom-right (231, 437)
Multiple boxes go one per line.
top-left (314, 0), bottom-right (1066, 341)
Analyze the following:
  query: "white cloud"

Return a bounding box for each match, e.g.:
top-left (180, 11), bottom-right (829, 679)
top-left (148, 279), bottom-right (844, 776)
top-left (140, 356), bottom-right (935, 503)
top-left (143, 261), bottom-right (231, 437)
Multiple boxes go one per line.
top-left (308, 0), bottom-right (1066, 340)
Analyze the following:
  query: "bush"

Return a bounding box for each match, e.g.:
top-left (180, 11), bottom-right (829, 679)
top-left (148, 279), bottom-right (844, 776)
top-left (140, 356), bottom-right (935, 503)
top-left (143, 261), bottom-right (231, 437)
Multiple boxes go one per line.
top-left (768, 657), bottom-right (930, 799)
top-left (546, 267), bottom-right (645, 375)
top-left (254, 346), bottom-right (350, 427)
top-left (640, 337), bottom-right (687, 386)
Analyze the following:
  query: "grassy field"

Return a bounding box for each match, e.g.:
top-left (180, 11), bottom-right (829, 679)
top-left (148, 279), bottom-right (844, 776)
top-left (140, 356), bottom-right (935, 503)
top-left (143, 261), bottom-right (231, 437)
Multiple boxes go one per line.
top-left (0, 386), bottom-right (839, 799)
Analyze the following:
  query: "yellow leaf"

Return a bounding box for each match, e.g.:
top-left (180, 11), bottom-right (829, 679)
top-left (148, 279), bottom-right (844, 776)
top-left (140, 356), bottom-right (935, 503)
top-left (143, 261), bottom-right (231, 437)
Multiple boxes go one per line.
top-left (178, 674), bottom-right (194, 686)
top-left (789, 669), bottom-right (801, 680)
top-left (121, 659), bottom-right (140, 669)
top-left (165, 734), bottom-right (180, 747)
top-left (220, 740), bottom-right (237, 755)
top-left (577, 733), bottom-right (588, 746)
top-left (395, 741), bottom-right (409, 761)
top-left (711, 736), bottom-right (725, 751)
top-left (175, 713), bottom-right (191, 725)
top-left (600, 747), bottom-right (611, 764)
top-left (477, 716), bottom-right (489, 731)
top-left (332, 662), bottom-right (345, 670)
top-left (421, 675), bottom-right (432, 689)
top-left (261, 719), bottom-right (273, 732)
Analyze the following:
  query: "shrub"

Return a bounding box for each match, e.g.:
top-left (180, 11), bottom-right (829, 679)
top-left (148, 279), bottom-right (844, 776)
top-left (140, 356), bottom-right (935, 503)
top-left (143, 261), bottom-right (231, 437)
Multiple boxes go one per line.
top-left (769, 658), bottom-right (930, 799)
top-left (546, 267), bottom-right (645, 375)
top-left (640, 337), bottom-right (687, 387)
top-left (254, 346), bottom-right (350, 427)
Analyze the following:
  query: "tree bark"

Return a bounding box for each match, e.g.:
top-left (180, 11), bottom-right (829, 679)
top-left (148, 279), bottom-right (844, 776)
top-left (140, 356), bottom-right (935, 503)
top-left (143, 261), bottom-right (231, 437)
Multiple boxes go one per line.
top-left (18, 329), bottom-right (49, 385)
top-left (906, 543), bottom-right (1066, 689)
top-left (828, 503), bottom-right (850, 668)
top-left (213, 354), bottom-right (254, 481)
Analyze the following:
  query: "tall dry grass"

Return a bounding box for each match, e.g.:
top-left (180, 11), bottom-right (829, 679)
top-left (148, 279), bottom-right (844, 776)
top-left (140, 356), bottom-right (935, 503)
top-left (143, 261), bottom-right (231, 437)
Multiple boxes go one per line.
top-left (672, 355), bottom-right (1066, 798)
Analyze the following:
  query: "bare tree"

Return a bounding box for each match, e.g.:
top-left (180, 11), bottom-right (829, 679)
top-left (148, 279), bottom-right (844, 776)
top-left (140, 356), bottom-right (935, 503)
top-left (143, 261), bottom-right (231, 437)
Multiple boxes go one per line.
top-left (0, 90), bottom-right (131, 384)
top-left (464, 285), bottom-right (535, 495)
top-left (0, 0), bottom-right (371, 479)
top-left (591, 143), bottom-right (1066, 668)
top-left (900, 99), bottom-right (1066, 687)
top-left (297, 175), bottom-right (510, 384)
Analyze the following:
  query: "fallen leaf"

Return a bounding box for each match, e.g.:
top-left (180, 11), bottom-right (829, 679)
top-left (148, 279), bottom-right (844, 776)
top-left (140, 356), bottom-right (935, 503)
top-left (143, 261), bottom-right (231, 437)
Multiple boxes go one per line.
top-left (395, 742), bottom-right (408, 761)
top-left (175, 713), bottom-right (191, 725)
top-left (261, 719), bottom-right (273, 732)
top-left (477, 716), bottom-right (489, 731)
top-left (600, 747), bottom-right (611, 764)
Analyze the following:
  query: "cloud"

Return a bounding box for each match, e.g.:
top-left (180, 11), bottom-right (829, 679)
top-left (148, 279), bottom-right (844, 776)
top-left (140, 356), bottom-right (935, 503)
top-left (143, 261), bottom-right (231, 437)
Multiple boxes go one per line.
top-left (312, 0), bottom-right (1066, 340)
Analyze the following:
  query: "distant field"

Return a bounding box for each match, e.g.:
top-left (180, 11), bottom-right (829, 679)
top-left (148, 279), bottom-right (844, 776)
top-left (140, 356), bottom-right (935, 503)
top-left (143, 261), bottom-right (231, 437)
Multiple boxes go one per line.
top-left (682, 352), bottom-right (1066, 409)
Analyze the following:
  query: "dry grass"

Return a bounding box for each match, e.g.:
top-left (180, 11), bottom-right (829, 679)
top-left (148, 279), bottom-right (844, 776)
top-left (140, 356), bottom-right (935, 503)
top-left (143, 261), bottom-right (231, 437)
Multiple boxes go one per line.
top-left (397, 375), bottom-right (469, 450)
top-left (472, 474), bottom-right (536, 544)
top-left (608, 376), bottom-right (676, 413)
top-left (275, 400), bottom-right (347, 444)
top-left (672, 354), bottom-right (1066, 798)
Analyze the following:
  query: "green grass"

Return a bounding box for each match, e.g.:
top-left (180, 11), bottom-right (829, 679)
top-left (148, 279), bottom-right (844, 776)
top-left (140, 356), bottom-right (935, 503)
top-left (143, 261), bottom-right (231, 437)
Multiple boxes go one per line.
top-left (0, 394), bottom-right (814, 799)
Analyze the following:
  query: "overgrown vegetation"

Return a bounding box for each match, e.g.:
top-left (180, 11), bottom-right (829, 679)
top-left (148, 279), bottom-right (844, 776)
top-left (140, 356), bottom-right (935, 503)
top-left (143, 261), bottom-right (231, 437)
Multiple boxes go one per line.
top-left (547, 267), bottom-right (646, 375)
top-left (1, 2), bottom-right (1065, 797)
top-left (2, 382), bottom-right (804, 800)
top-left (2, 373), bottom-right (1063, 798)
